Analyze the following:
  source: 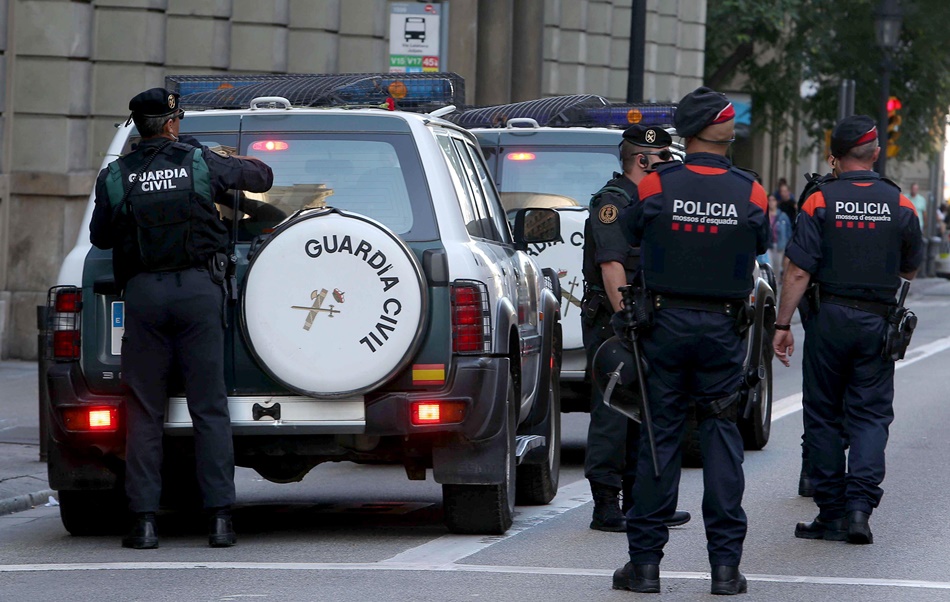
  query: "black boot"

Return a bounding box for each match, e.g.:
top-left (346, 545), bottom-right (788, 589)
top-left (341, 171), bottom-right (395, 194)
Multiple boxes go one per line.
top-left (590, 483), bottom-right (625, 532)
top-left (847, 510), bottom-right (873, 545)
top-left (122, 512), bottom-right (158, 549)
top-left (794, 515), bottom-right (848, 541)
top-left (665, 510), bottom-right (691, 527)
top-left (612, 562), bottom-right (660, 593)
top-left (208, 507), bottom-right (237, 548)
top-left (623, 479), bottom-right (691, 528)
top-left (710, 565), bottom-right (747, 595)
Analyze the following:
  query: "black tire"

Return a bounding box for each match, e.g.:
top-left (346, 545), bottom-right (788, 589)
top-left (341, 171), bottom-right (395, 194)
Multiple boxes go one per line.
top-left (59, 489), bottom-right (128, 536)
top-left (516, 354), bottom-right (561, 505)
top-left (443, 374), bottom-right (517, 535)
top-left (740, 329), bottom-right (774, 450)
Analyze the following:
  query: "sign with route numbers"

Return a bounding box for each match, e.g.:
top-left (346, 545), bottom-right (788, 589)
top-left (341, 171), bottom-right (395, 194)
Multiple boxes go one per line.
top-left (389, 3), bottom-right (442, 73)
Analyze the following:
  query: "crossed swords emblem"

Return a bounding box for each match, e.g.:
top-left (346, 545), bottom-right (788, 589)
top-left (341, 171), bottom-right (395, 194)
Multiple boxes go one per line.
top-left (290, 288), bottom-right (343, 331)
top-left (559, 272), bottom-right (582, 315)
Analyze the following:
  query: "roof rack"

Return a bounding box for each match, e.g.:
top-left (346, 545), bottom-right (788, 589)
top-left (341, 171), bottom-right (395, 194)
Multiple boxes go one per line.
top-left (447, 95), bottom-right (610, 128)
top-left (165, 72), bottom-right (465, 112)
top-left (448, 96), bottom-right (677, 130)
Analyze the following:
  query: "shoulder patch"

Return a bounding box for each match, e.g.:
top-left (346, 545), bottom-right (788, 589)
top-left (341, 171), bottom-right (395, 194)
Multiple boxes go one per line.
top-left (598, 204), bottom-right (619, 224)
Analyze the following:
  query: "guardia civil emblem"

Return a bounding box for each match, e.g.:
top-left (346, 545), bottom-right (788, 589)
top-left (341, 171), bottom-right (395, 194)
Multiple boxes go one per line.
top-left (645, 129), bottom-right (657, 144)
top-left (167, 94), bottom-right (176, 109)
top-left (599, 204), bottom-right (619, 224)
top-left (291, 288), bottom-right (341, 330)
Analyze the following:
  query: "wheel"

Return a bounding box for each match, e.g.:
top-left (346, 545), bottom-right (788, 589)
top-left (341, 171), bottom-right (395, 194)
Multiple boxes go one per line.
top-left (443, 374), bottom-right (517, 535)
top-left (59, 489), bottom-right (128, 536)
top-left (740, 329), bottom-right (774, 450)
top-left (516, 354), bottom-right (561, 505)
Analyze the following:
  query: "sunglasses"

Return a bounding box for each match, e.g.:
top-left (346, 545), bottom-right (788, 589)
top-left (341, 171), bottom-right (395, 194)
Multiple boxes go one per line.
top-left (167, 109), bottom-right (185, 123)
top-left (640, 150), bottom-right (673, 162)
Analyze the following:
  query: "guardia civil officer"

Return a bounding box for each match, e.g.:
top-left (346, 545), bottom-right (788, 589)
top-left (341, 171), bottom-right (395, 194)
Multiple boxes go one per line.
top-left (581, 125), bottom-right (690, 532)
top-left (89, 88), bottom-right (274, 549)
top-left (612, 87), bottom-right (769, 595)
top-left (582, 125), bottom-right (664, 533)
top-left (773, 115), bottom-right (923, 545)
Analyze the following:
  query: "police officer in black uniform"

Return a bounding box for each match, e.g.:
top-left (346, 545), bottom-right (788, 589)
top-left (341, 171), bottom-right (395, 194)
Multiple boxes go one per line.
top-left (611, 87), bottom-right (769, 595)
top-left (90, 88), bottom-right (274, 549)
top-left (774, 115), bottom-right (923, 545)
top-left (582, 125), bottom-right (690, 532)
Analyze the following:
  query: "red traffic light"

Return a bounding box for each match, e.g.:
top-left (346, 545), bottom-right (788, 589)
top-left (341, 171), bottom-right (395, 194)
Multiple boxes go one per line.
top-left (886, 96), bottom-right (902, 112)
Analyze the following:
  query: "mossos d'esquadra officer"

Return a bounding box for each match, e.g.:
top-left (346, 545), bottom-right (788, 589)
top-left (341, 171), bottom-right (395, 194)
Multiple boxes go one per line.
top-left (611, 87), bottom-right (769, 596)
top-left (773, 115), bottom-right (923, 546)
top-left (581, 124), bottom-right (690, 533)
top-left (89, 88), bottom-right (274, 550)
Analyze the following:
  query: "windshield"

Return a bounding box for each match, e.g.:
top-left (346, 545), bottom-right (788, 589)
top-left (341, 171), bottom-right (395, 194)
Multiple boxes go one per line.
top-left (495, 148), bottom-right (620, 212)
top-left (234, 133), bottom-right (435, 242)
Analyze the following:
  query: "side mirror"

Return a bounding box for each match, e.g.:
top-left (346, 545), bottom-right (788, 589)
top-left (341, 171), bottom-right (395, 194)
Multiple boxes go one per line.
top-left (512, 208), bottom-right (561, 250)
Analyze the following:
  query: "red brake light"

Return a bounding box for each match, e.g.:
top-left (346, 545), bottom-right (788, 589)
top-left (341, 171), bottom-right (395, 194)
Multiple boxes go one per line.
top-left (62, 407), bottom-right (118, 432)
top-left (506, 152), bottom-right (536, 161)
top-left (55, 290), bottom-right (81, 312)
top-left (410, 401), bottom-right (466, 425)
top-left (451, 282), bottom-right (490, 354)
top-left (251, 140), bottom-right (289, 151)
top-left (52, 330), bottom-right (81, 359)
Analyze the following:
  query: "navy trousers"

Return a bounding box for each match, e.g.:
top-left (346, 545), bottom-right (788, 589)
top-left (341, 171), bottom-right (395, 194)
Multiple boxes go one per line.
top-left (582, 302), bottom-right (638, 491)
top-left (802, 303), bottom-right (894, 518)
top-left (626, 309), bottom-right (747, 567)
top-left (122, 267), bottom-right (235, 513)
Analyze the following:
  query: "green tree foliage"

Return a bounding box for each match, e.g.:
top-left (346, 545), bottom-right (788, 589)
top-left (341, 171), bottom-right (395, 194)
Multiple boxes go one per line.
top-left (705, 0), bottom-right (950, 158)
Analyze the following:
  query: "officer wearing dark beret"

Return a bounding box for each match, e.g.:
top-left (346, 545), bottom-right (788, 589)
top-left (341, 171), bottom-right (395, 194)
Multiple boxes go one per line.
top-left (90, 87), bottom-right (274, 549)
top-left (774, 114), bottom-right (923, 547)
top-left (582, 123), bottom-right (689, 533)
top-left (612, 87), bottom-right (769, 595)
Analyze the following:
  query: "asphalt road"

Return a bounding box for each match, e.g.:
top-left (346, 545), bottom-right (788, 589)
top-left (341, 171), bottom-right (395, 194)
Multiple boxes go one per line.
top-left (2, 291), bottom-right (950, 601)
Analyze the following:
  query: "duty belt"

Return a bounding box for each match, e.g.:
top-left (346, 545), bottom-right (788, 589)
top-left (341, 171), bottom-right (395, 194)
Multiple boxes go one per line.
top-left (820, 293), bottom-right (893, 318)
top-left (653, 293), bottom-right (743, 316)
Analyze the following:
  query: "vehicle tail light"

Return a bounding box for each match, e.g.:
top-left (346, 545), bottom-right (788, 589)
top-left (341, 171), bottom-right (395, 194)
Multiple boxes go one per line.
top-left (47, 286), bottom-right (82, 360)
top-left (410, 401), bottom-right (466, 425)
top-left (62, 407), bottom-right (118, 432)
top-left (506, 152), bottom-right (536, 161)
top-left (451, 281), bottom-right (491, 354)
top-left (250, 140), bottom-right (289, 151)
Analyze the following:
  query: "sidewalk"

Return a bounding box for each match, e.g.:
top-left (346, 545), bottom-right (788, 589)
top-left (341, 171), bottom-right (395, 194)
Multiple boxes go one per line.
top-left (0, 360), bottom-right (56, 515)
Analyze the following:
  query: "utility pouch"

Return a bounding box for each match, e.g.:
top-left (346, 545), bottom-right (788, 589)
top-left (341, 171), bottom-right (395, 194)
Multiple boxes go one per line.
top-left (209, 251), bottom-right (228, 285)
top-left (805, 282), bottom-right (821, 315)
top-left (582, 292), bottom-right (605, 328)
top-left (630, 286), bottom-right (654, 333)
top-left (882, 306), bottom-right (917, 361)
top-left (734, 301), bottom-right (753, 336)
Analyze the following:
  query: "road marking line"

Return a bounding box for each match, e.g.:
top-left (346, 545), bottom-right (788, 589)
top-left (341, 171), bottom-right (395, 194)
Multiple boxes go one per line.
top-left (383, 478), bottom-right (592, 565)
top-left (1, 561), bottom-right (948, 590)
top-left (771, 333), bottom-right (950, 422)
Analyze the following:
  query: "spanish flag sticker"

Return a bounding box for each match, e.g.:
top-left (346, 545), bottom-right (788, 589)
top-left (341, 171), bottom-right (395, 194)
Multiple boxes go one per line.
top-left (412, 364), bottom-right (445, 386)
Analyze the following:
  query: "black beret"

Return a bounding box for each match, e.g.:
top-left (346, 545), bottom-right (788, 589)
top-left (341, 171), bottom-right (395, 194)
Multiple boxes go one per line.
top-left (622, 124), bottom-right (672, 148)
top-left (673, 86), bottom-right (735, 138)
top-left (129, 87), bottom-right (180, 118)
top-left (830, 115), bottom-right (878, 158)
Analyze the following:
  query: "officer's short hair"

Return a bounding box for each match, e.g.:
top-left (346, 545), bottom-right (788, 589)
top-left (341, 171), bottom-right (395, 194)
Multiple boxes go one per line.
top-left (133, 115), bottom-right (171, 139)
top-left (846, 140), bottom-right (878, 162)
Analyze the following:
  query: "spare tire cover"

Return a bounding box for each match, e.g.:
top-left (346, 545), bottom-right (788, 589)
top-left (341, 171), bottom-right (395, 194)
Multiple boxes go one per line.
top-left (242, 209), bottom-right (427, 398)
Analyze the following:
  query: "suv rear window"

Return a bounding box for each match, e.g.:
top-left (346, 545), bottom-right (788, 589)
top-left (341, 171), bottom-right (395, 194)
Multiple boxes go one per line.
top-left (495, 148), bottom-right (620, 211)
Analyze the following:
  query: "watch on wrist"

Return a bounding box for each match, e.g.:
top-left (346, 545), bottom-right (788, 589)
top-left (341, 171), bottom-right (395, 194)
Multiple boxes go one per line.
top-left (774, 323), bottom-right (791, 331)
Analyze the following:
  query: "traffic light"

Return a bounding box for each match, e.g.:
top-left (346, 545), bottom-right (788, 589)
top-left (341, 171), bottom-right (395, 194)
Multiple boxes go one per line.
top-left (886, 96), bottom-right (902, 158)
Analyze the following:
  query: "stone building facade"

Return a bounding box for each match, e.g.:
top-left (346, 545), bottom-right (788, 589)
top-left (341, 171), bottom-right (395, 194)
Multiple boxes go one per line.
top-left (0, 0), bottom-right (706, 359)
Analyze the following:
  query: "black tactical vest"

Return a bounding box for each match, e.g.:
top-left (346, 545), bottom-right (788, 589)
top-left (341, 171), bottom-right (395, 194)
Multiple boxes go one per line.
top-left (582, 183), bottom-right (633, 290)
top-left (641, 161), bottom-right (757, 299)
top-left (816, 175), bottom-right (902, 295)
top-left (105, 142), bottom-right (223, 286)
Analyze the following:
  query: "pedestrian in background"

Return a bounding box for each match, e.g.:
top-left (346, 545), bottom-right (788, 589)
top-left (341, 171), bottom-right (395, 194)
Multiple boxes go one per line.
top-left (581, 124), bottom-right (690, 532)
top-left (612, 86), bottom-right (769, 596)
top-left (908, 182), bottom-right (927, 231)
top-left (776, 180), bottom-right (797, 223)
top-left (768, 193), bottom-right (793, 277)
top-left (773, 115), bottom-right (923, 546)
top-left (90, 87), bottom-right (274, 549)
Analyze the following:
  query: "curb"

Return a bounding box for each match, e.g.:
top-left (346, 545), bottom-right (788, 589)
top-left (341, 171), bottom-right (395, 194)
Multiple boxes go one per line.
top-left (0, 489), bottom-right (58, 517)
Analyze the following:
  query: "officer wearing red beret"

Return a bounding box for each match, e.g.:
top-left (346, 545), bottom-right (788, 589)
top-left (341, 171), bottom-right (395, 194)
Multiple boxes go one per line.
top-left (612, 87), bottom-right (769, 596)
top-left (774, 115), bottom-right (923, 546)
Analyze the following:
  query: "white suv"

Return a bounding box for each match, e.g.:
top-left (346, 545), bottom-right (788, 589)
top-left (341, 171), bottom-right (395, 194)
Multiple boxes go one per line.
top-left (42, 74), bottom-right (562, 536)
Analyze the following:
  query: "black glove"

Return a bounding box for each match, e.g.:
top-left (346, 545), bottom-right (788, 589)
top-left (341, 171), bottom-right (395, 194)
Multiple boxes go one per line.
top-left (610, 310), bottom-right (631, 343)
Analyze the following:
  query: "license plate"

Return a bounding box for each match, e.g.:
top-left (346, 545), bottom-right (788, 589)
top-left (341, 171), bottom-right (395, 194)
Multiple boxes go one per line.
top-left (111, 301), bottom-right (124, 355)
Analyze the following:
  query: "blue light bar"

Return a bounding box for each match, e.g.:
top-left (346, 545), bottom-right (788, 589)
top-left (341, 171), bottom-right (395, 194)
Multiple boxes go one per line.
top-left (165, 73), bottom-right (465, 111)
top-left (581, 104), bottom-right (676, 128)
